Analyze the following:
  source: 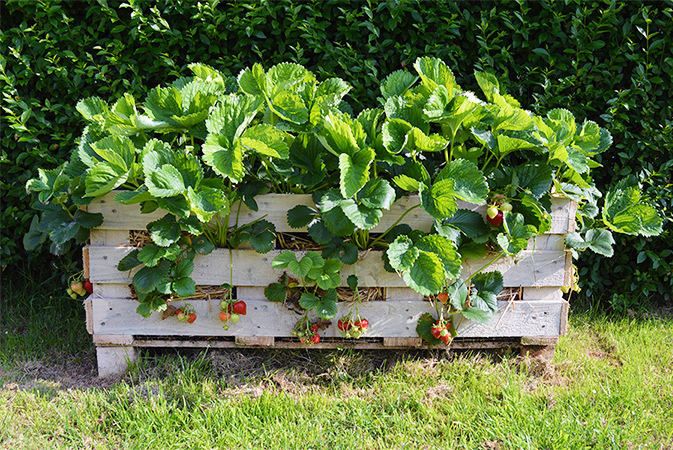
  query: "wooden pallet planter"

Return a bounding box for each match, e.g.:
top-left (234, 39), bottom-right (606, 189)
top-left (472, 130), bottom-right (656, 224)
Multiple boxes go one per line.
top-left (84, 191), bottom-right (575, 377)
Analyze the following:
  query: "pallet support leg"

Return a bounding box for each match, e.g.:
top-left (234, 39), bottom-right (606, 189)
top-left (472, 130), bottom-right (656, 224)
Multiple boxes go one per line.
top-left (96, 345), bottom-right (137, 378)
top-left (520, 336), bottom-right (558, 359)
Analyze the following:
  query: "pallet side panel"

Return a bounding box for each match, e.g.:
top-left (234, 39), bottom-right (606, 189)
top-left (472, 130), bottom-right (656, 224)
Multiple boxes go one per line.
top-left (90, 298), bottom-right (563, 338)
top-left (89, 192), bottom-right (575, 235)
top-left (89, 247), bottom-right (568, 288)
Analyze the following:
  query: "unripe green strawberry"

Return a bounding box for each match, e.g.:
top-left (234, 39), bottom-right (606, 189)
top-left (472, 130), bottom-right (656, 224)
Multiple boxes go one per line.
top-left (487, 206), bottom-right (499, 219)
top-left (501, 202), bottom-right (513, 212)
top-left (230, 313), bottom-right (240, 324)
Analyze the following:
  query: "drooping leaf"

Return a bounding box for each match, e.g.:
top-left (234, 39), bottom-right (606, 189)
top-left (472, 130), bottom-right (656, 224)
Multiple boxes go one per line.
top-left (419, 179), bottom-right (457, 220)
top-left (146, 165), bottom-right (185, 198)
top-left (437, 159), bottom-right (488, 204)
top-left (339, 199), bottom-right (382, 230)
top-left (133, 260), bottom-right (171, 293)
top-left (388, 236), bottom-right (419, 272)
top-left (602, 184), bottom-right (663, 236)
top-left (265, 282), bottom-right (287, 303)
top-left (380, 70), bottom-right (418, 99)
top-left (287, 205), bottom-right (317, 229)
top-left (441, 209), bottom-right (490, 239)
top-left (117, 249), bottom-right (141, 271)
top-left (172, 277), bottom-right (196, 297)
top-left (415, 235), bottom-right (462, 279)
top-left (402, 251), bottom-right (446, 296)
top-left (148, 216), bottom-right (181, 247)
top-left (338, 147), bottom-right (375, 198)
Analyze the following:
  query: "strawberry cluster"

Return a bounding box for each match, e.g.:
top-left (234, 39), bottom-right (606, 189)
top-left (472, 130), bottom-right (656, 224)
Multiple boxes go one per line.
top-left (486, 193), bottom-right (512, 227)
top-left (431, 319), bottom-right (452, 344)
top-left (337, 316), bottom-right (369, 339)
top-left (67, 278), bottom-right (93, 299)
top-left (292, 317), bottom-right (321, 344)
top-left (219, 300), bottom-right (247, 330)
top-left (176, 303), bottom-right (197, 324)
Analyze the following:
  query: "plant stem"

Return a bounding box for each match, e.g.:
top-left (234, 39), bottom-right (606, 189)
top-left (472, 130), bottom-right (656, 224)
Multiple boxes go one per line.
top-left (369, 204), bottom-right (421, 248)
top-left (466, 250), bottom-right (505, 282)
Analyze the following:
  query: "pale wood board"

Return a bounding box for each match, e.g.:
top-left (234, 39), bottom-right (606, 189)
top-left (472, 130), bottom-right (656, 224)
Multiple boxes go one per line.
top-left (523, 287), bottom-right (563, 301)
top-left (89, 191), bottom-right (575, 235)
top-left (89, 247), bottom-right (568, 288)
top-left (90, 230), bottom-right (131, 246)
top-left (96, 346), bottom-right (137, 378)
top-left (91, 298), bottom-right (563, 338)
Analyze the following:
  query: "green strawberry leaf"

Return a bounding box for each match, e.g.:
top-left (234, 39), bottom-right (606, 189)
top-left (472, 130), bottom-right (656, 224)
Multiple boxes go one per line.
top-left (117, 249), bottom-right (141, 271)
top-left (436, 159), bottom-right (488, 204)
top-left (287, 205), bottom-right (317, 229)
top-left (265, 282), bottom-right (287, 302)
top-left (419, 179), bottom-right (457, 220)
top-left (339, 147), bottom-right (375, 198)
top-left (603, 184), bottom-right (663, 236)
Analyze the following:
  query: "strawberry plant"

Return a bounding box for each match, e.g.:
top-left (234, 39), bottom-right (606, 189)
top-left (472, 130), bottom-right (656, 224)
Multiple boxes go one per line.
top-left (25, 57), bottom-right (664, 344)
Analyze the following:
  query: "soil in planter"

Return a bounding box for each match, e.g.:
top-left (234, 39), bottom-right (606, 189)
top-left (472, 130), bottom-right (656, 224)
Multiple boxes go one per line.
top-left (424, 287), bottom-right (521, 304)
top-left (129, 284), bottom-right (234, 301)
top-left (276, 232), bottom-right (387, 251)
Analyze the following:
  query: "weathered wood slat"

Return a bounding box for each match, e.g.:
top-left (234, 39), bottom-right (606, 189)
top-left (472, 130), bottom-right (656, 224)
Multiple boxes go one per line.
top-left (91, 298), bottom-right (563, 338)
top-left (523, 287), bottom-right (562, 301)
top-left (90, 230), bottom-right (131, 246)
top-left (89, 247), bottom-right (568, 288)
top-left (88, 191), bottom-right (575, 235)
top-left (96, 346), bottom-right (137, 378)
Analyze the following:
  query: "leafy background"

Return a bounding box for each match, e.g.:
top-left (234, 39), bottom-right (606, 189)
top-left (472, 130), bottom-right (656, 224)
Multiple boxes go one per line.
top-left (2, 0), bottom-right (672, 309)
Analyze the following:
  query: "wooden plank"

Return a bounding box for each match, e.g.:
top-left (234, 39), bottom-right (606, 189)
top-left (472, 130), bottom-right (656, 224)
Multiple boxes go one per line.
top-left (83, 247), bottom-right (90, 279)
top-left (96, 346), bottom-right (137, 378)
top-left (560, 299), bottom-right (569, 335)
top-left (89, 191), bottom-right (574, 235)
top-left (236, 287), bottom-right (266, 301)
top-left (93, 334), bottom-right (134, 345)
top-left (564, 251), bottom-right (573, 286)
top-left (235, 336), bottom-right (274, 346)
top-left (523, 287), bottom-right (562, 301)
top-left (521, 336), bottom-right (558, 346)
top-left (84, 298), bottom-right (94, 334)
top-left (90, 247), bottom-right (568, 288)
top-left (94, 283), bottom-right (132, 299)
top-left (384, 337), bottom-right (422, 347)
top-left (90, 229), bottom-right (130, 246)
top-left (526, 234), bottom-right (565, 252)
top-left (90, 298), bottom-right (563, 338)
top-left (385, 288), bottom-right (423, 301)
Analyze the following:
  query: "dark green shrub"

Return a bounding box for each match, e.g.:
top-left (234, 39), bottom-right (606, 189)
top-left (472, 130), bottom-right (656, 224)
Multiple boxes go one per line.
top-left (2, 0), bottom-right (671, 307)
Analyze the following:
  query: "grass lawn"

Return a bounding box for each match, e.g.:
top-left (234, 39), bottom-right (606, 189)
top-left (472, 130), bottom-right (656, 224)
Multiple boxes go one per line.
top-left (1, 266), bottom-right (672, 450)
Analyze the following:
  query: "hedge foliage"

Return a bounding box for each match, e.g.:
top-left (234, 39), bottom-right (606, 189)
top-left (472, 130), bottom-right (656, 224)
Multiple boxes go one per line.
top-left (2, 0), bottom-right (672, 307)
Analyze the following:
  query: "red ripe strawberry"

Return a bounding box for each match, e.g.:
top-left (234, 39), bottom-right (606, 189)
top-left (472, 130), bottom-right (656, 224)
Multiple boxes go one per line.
top-left (431, 326), bottom-right (443, 339)
top-left (338, 318), bottom-right (352, 331)
top-left (187, 313), bottom-right (197, 324)
top-left (487, 210), bottom-right (503, 227)
top-left (219, 312), bottom-right (230, 322)
top-left (310, 323), bottom-right (318, 333)
top-left (440, 334), bottom-right (450, 344)
top-left (232, 301), bottom-right (247, 315)
top-left (358, 319), bottom-right (369, 330)
top-left (83, 279), bottom-right (93, 293)
top-left (310, 334), bottom-right (320, 344)
top-left (437, 292), bottom-right (449, 303)
top-left (176, 308), bottom-right (183, 315)
top-left (300, 337), bottom-right (307, 344)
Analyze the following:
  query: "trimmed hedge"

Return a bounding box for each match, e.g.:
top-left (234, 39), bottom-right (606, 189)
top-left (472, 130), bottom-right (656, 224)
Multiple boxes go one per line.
top-left (2, 0), bottom-right (671, 307)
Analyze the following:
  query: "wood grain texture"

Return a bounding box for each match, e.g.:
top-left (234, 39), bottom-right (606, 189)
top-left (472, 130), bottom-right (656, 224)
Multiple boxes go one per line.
top-left (90, 230), bottom-right (130, 246)
top-left (88, 192), bottom-right (575, 234)
top-left (90, 298), bottom-right (563, 338)
top-left (89, 247), bottom-right (568, 288)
